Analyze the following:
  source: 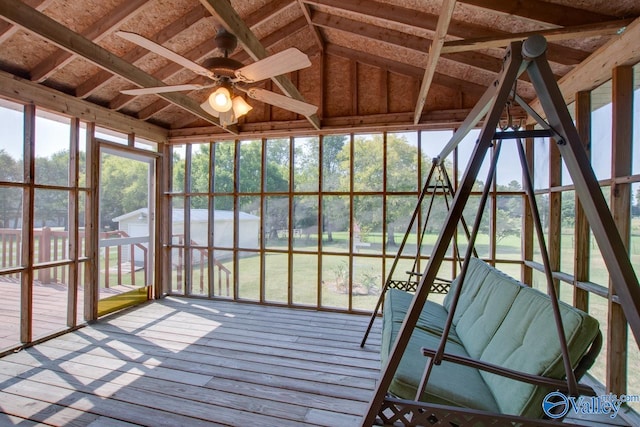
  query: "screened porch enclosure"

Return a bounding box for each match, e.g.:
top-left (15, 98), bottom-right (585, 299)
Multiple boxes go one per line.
top-left (0, 0), bottom-right (639, 425)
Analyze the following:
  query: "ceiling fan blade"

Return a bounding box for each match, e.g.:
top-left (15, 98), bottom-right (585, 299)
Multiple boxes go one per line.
top-left (121, 84), bottom-right (212, 96)
top-left (235, 48), bottom-right (311, 83)
top-left (247, 88), bottom-right (317, 116)
top-left (116, 31), bottom-right (214, 78)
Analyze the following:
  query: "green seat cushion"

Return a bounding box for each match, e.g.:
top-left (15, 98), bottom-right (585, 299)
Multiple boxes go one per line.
top-left (384, 320), bottom-right (500, 413)
top-left (384, 288), bottom-right (462, 345)
top-left (454, 266), bottom-right (522, 358)
top-left (479, 287), bottom-right (600, 418)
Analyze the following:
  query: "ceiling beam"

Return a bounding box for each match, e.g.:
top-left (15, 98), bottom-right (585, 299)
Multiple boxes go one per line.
top-left (198, 0), bottom-right (321, 130)
top-left (0, 70), bottom-right (167, 142)
top-left (442, 18), bottom-right (634, 53)
top-left (528, 17), bottom-right (640, 123)
top-left (0, 0), bottom-right (235, 133)
top-left (30, 0), bottom-right (151, 83)
top-left (413, 0), bottom-right (456, 125)
top-left (75, 5), bottom-right (210, 99)
top-left (456, 0), bottom-right (618, 27)
top-left (303, 0), bottom-right (590, 65)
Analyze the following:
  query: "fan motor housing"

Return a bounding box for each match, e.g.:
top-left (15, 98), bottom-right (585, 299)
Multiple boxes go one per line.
top-left (202, 57), bottom-right (244, 78)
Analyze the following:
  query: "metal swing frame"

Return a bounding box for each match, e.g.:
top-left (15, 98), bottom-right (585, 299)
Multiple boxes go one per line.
top-left (360, 158), bottom-right (475, 348)
top-left (362, 35), bottom-right (640, 426)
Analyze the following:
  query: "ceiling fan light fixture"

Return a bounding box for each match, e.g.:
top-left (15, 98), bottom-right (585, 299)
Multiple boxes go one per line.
top-left (209, 86), bottom-right (232, 112)
top-left (232, 96), bottom-right (253, 118)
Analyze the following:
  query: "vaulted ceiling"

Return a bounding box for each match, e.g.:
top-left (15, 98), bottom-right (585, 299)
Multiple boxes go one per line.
top-left (0, 0), bottom-right (639, 141)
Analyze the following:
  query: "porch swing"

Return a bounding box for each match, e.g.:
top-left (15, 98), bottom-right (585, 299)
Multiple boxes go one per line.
top-left (363, 35), bottom-right (640, 426)
top-left (360, 157), bottom-right (476, 347)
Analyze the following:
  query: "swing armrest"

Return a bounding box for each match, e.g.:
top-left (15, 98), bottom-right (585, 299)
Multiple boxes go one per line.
top-left (420, 347), bottom-right (596, 396)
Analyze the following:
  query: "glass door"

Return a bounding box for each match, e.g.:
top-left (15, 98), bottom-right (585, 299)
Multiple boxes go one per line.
top-left (97, 147), bottom-right (154, 316)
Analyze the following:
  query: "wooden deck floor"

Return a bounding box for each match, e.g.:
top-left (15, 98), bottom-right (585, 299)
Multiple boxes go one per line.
top-left (0, 297), bottom-right (383, 426)
top-left (0, 279), bottom-right (142, 351)
top-left (0, 295), bottom-right (635, 426)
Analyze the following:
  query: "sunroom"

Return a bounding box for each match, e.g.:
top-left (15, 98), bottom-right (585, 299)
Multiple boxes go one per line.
top-left (0, 0), bottom-right (639, 426)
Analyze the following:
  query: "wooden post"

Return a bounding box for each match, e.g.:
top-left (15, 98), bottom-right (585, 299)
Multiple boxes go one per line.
top-left (522, 126), bottom-right (534, 285)
top-left (184, 144), bottom-right (192, 295)
top-left (607, 65), bottom-right (632, 396)
top-left (573, 91), bottom-right (591, 312)
top-left (20, 103), bottom-right (35, 343)
top-left (67, 117), bottom-right (80, 327)
top-left (548, 140), bottom-right (561, 295)
top-left (84, 122), bottom-right (99, 321)
top-left (157, 142), bottom-right (171, 298)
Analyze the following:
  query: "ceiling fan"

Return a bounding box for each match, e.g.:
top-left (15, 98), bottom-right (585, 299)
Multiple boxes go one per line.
top-left (116, 29), bottom-right (318, 127)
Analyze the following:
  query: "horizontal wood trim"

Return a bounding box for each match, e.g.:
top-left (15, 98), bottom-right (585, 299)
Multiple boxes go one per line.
top-left (0, 70), bottom-right (168, 142)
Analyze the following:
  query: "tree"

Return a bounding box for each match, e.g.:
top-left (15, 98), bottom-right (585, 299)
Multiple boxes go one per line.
top-left (100, 153), bottom-right (149, 230)
top-left (0, 149), bottom-right (22, 228)
top-left (321, 135), bottom-right (348, 241)
top-left (347, 134), bottom-right (418, 247)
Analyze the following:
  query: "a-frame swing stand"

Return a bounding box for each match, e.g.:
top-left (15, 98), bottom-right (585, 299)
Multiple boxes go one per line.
top-left (362, 35), bottom-right (640, 426)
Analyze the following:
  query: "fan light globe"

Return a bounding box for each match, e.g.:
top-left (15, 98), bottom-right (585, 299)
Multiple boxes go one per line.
top-left (232, 96), bottom-right (253, 118)
top-left (209, 87), bottom-right (232, 112)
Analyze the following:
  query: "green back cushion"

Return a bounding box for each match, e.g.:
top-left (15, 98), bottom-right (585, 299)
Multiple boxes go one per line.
top-left (443, 258), bottom-right (492, 325)
top-left (479, 287), bottom-right (600, 417)
top-left (454, 267), bottom-right (522, 358)
top-left (384, 288), bottom-right (462, 345)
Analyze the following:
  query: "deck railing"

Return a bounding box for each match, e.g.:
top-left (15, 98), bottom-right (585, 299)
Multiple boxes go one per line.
top-left (173, 234), bottom-right (231, 296)
top-left (99, 230), bottom-right (148, 288)
top-left (1, 228), bottom-right (231, 295)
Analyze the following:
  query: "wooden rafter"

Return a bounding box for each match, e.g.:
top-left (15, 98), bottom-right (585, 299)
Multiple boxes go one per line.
top-left (310, 11), bottom-right (540, 84)
top-left (442, 18), bottom-right (634, 54)
top-left (303, 0), bottom-right (589, 66)
top-left (75, 5), bottom-right (210, 99)
top-left (298, 0), bottom-right (324, 51)
top-left (456, 0), bottom-right (617, 27)
top-left (198, 0), bottom-right (321, 130)
top-left (527, 17), bottom-right (640, 122)
top-left (414, 0), bottom-right (457, 125)
top-left (0, 0), bottom-right (234, 133)
top-left (30, 0), bottom-right (151, 82)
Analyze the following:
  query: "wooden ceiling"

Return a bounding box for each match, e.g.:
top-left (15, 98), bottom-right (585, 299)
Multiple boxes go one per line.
top-left (0, 0), bottom-right (639, 141)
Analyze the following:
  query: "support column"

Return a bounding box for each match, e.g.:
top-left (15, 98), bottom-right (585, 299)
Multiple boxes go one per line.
top-left (20, 103), bottom-right (35, 343)
top-left (607, 65), bottom-right (632, 395)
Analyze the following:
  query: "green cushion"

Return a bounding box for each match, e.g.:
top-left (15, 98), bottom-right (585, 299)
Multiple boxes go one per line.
top-left (384, 319), bottom-right (500, 413)
top-left (384, 288), bottom-right (462, 345)
top-left (455, 267), bottom-right (522, 358)
top-left (442, 257), bottom-right (493, 325)
top-left (479, 287), bottom-right (600, 418)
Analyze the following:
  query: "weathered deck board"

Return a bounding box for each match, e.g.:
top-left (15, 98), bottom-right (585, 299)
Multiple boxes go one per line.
top-left (0, 296), bottom-right (382, 426)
